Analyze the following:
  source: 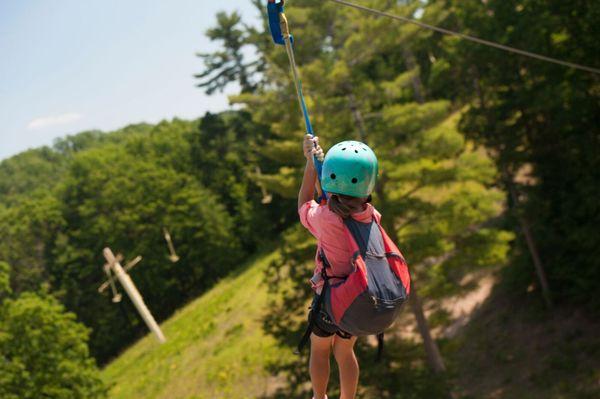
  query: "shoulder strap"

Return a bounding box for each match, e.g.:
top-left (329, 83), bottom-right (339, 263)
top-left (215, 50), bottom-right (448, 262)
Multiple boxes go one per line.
top-left (319, 248), bottom-right (331, 269)
top-left (343, 216), bottom-right (377, 258)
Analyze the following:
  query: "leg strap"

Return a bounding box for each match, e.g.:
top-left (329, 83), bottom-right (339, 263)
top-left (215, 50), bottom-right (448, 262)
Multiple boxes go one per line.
top-left (295, 281), bottom-right (328, 355)
top-left (376, 332), bottom-right (384, 361)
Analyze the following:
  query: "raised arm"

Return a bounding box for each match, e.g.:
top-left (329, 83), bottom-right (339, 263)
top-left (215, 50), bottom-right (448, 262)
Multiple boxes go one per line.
top-left (298, 135), bottom-right (324, 210)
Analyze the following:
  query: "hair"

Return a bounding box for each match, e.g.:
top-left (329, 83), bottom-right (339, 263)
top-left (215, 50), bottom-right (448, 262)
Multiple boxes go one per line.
top-left (328, 194), bottom-right (372, 219)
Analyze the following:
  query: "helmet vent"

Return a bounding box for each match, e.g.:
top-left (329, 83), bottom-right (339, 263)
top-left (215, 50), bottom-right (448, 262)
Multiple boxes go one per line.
top-left (351, 178), bottom-right (358, 184)
top-left (354, 150), bottom-right (358, 153)
top-left (342, 147), bottom-right (347, 151)
top-left (330, 173), bottom-right (336, 180)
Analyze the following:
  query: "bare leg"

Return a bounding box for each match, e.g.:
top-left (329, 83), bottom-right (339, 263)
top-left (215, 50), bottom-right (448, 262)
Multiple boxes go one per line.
top-left (310, 333), bottom-right (333, 399)
top-left (333, 336), bottom-right (359, 399)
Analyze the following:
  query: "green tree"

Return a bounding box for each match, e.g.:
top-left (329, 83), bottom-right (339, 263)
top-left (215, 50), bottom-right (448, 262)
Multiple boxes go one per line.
top-left (0, 147), bottom-right (65, 207)
top-left (0, 191), bottom-right (65, 293)
top-left (0, 292), bottom-right (106, 399)
top-left (208, 0), bottom-right (512, 392)
top-left (448, 0), bottom-right (600, 309)
top-left (0, 115), bottom-right (285, 363)
top-left (195, 11), bottom-right (262, 94)
top-left (0, 115), bottom-right (288, 363)
top-left (50, 130), bottom-right (241, 362)
top-left (189, 111), bottom-right (296, 250)
top-left (0, 261), bottom-right (12, 300)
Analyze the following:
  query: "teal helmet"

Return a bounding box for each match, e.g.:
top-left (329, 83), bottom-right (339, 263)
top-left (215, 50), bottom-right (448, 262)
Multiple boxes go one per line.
top-left (321, 141), bottom-right (378, 198)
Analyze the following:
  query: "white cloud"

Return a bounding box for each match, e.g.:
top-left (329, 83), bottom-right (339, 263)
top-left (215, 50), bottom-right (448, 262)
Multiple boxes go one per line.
top-left (27, 112), bottom-right (83, 130)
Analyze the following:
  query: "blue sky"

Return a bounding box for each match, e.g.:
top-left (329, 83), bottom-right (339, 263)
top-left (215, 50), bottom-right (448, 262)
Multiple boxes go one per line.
top-left (0, 0), bottom-right (260, 160)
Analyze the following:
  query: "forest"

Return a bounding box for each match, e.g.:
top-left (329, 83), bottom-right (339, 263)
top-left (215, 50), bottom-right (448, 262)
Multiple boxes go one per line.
top-left (1, 0), bottom-right (598, 398)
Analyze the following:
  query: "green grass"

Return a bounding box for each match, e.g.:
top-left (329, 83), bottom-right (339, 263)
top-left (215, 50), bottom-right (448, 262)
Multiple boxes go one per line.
top-left (101, 250), bottom-right (291, 399)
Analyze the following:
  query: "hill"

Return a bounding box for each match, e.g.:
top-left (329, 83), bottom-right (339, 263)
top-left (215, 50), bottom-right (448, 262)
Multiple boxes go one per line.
top-left (101, 252), bottom-right (600, 399)
top-left (0, 112), bottom-right (292, 363)
top-left (101, 250), bottom-right (291, 399)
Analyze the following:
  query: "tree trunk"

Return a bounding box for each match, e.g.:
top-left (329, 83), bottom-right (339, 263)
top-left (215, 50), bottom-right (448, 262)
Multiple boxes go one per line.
top-left (402, 48), bottom-right (425, 104)
top-left (347, 93), bottom-right (367, 142)
top-left (374, 183), bottom-right (447, 374)
top-left (351, 59), bottom-right (445, 371)
top-left (409, 283), bottom-right (447, 374)
top-left (508, 183), bottom-right (553, 309)
top-left (398, 47), bottom-right (446, 373)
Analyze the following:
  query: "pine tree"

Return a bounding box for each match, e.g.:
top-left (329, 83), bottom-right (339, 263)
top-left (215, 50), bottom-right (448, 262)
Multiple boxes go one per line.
top-left (233, 0), bottom-right (512, 376)
top-left (196, 0), bottom-right (512, 390)
top-left (195, 11), bottom-right (262, 94)
top-left (0, 261), bottom-right (11, 300)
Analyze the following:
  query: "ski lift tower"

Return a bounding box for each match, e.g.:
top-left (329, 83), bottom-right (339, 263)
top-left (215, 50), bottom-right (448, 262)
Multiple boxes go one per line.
top-left (98, 247), bottom-right (166, 343)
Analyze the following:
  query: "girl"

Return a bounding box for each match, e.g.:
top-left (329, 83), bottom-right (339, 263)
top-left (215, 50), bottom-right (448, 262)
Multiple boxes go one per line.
top-left (298, 135), bottom-right (380, 399)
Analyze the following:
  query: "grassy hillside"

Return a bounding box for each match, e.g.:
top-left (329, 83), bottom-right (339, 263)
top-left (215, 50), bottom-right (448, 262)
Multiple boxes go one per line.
top-left (102, 249), bottom-right (600, 399)
top-left (101, 250), bottom-right (291, 399)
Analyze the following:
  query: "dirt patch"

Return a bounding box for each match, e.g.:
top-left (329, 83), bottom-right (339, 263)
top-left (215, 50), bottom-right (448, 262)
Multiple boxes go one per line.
top-left (448, 283), bottom-right (600, 398)
top-left (381, 270), bottom-right (600, 398)
top-left (385, 270), bottom-right (497, 343)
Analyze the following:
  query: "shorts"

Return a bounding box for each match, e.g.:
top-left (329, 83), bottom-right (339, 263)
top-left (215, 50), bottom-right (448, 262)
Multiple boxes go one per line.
top-left (309, 295), bottom-right (352, 339)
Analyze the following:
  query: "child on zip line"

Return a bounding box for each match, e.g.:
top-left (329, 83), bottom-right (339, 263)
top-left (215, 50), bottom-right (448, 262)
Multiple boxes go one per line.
top-left (298, 135), bottom-right (410, 399)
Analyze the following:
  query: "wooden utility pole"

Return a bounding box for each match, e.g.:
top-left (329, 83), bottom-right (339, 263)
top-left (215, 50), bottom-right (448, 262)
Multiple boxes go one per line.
top-left (100, 248), bottom-right (166, 343)
top-left (163, 228), bottom-right (180, 263)
top-left (254, 166), bottom-right (273, 204)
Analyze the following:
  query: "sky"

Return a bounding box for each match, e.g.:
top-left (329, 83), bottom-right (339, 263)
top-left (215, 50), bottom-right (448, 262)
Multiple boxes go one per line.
top-left (0, 0), bottom-right (261, 161)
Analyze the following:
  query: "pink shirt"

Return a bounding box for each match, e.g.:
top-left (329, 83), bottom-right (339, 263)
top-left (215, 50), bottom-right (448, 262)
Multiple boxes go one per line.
top-left (299, 200), bottom-right (382, 290)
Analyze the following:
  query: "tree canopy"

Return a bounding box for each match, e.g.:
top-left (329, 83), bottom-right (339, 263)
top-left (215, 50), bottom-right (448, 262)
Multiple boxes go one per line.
top-left (0, 0), bottom-right (597, 397)
top-left (0, 291), bottom-right (106, 399)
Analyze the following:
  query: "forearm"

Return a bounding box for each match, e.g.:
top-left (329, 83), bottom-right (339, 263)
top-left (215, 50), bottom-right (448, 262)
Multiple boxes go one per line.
top-left (298, 159), bottom-right (317, 210)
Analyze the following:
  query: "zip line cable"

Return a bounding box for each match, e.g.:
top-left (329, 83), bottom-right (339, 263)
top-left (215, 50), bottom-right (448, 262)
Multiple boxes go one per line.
top-left (328, 0), bottom-right (600, 75)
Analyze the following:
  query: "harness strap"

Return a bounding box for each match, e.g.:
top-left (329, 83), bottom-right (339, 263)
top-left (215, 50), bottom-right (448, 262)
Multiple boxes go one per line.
top-left (295, 267), bottom-right (330, 354)
top-left (295, 246), bottom-right (354, 354)
top-left (377, 332), bottom-right (384, 361)
top-left (318, 249), bottom-right (346, 280)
